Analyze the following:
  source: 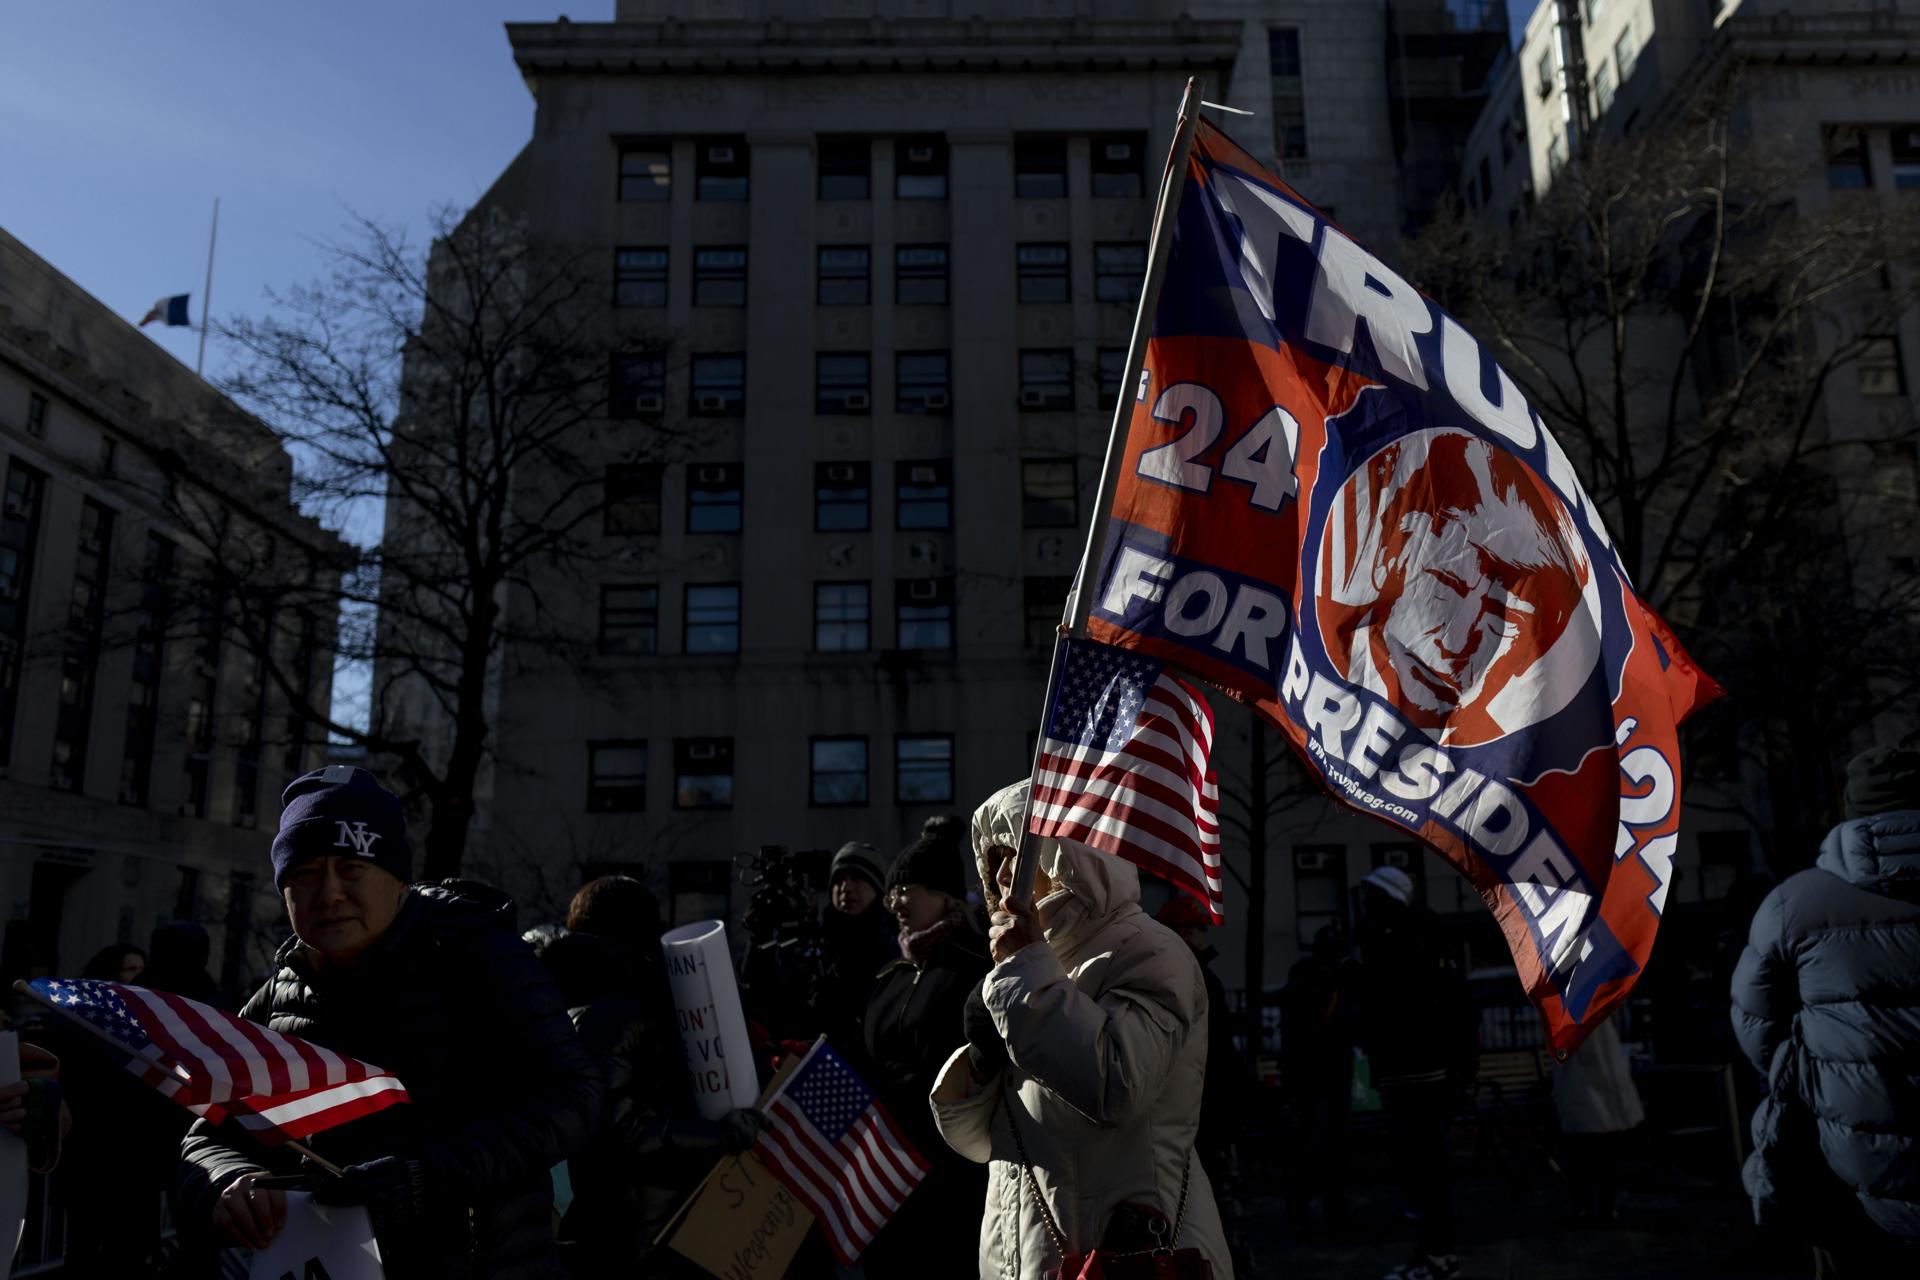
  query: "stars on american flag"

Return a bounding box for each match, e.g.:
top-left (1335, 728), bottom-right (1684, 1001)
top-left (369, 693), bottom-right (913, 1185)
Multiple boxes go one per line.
top-left (39, 978), bottom-right (152, 1051)
top-left (1047, 641), bottom-right (1161, 752)
top-left (784, 1047), bottom-right (872, 1143)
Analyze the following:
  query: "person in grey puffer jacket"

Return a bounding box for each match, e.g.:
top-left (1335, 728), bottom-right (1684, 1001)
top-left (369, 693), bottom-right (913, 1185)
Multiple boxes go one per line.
top-left (1730, 740), bottom-right (1920, 1274)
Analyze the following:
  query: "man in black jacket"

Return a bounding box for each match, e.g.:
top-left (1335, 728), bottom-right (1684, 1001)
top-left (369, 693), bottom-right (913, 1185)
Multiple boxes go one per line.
top-left (178, 766), bottom-right (601, 1278)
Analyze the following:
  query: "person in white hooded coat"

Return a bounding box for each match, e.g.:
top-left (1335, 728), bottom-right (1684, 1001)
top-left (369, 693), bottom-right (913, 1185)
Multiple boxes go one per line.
top-left (929, 779), bottom-right (1233, 1279)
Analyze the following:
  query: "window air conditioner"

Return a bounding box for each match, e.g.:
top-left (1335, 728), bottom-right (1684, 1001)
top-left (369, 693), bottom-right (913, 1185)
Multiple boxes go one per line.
top-left (689, 741), bottom-right (717, 761)
top-left (827, 463), bottom-right (857, 483)
top-left (1295, 851), bottom-right (1332, 871)
top-left (635, 393), bottom-right (665, 413)
top-left (923, 392), bottom-right (950, 410)
top-left (709, 145), bottom-right (736, 165)
top-left (908, 465), bottom-right (937, 484)
top-left (697, 465), bottom-right (730, 484)
top-left (1104, 142), bottom-right (1133, 161)
top-left (1020, 388), bottom-right (1049, 407)
top-left (844, 392), bottom-right (870, 410)
top-left (907, 145), bottom-right (935, 164)
top-left (908, 579), bottom-right (939, 601)
top-left (697, 394), bottom-right (729, 412)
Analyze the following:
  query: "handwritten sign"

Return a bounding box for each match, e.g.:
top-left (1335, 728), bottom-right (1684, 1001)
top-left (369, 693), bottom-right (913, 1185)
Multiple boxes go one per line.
top-left (669, 1151), bottom-right (814, 1280)
top-left (659, 920), bottom-right (758, 1117)
top-left (248, 1192), bottom-right (383, 1280)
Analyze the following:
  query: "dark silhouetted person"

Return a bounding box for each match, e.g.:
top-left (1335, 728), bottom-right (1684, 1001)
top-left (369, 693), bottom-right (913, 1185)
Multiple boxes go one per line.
top-left (1732, 741), bottom-right (1920, 1275)
top-left (145, 921), bottom-right (225, 1008)
top-left (814, 840), bottom-right (897, 1068)
top-left (79, 943), bottom-right (146, 983)
top-left (1283, 923), bottom-right (1356, 1226)
top-left (1550, 1014), bottom-right (1642, 1222)
top-left (1158, 893), bottom-right (1246, 1187)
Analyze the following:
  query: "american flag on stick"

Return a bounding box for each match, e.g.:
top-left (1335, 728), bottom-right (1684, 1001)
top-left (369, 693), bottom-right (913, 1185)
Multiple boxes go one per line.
top-left (752, 1041), bottom-right (928, 1264)
top-left (25, 977), bottom-right (409, 1142)
top-left (1028, 635), bottom-right (1224, 921)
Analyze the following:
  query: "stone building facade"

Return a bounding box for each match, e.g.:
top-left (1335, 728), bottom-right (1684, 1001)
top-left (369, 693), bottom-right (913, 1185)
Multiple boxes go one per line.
top-left (0, 227), bottom-right (342, 991)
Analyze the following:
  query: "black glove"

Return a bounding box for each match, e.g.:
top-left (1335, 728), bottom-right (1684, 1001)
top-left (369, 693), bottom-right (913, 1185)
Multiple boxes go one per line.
top-left (311, 1156), bottom-right (430, 1231)
top-left (721, 1107), bottom-right (771, 1154)
top-left (964, 985), bottom-right (1008, 1082)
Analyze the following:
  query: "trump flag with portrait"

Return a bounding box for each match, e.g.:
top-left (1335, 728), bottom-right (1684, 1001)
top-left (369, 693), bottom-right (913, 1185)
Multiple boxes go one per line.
top-left (1082, 113), bottom-right (1719, 1055)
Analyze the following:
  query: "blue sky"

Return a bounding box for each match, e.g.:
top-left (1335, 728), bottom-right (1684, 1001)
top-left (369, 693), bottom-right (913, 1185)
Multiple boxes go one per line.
top-left (2, 2), bottom-right (609, 731)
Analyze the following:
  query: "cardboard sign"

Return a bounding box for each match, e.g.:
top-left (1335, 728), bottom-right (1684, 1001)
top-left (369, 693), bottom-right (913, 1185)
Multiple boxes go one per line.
top-left (0, 1032), bottom-right (24, 1254)
top-left (668, 1150), bottom-right (814, 1280)
top-left (248, 1191), bottom-right (383, 1280)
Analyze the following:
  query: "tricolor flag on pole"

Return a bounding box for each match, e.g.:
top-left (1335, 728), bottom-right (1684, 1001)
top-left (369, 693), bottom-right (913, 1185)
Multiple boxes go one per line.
top-left (1028, 636), bottom-right (1223, 922)
top-left (139, 293), bottom-right (191, 327)
top-left (751, 1040), bottom-right (928, 1264)
top-left (25, 977), bottom-right (409, 1143)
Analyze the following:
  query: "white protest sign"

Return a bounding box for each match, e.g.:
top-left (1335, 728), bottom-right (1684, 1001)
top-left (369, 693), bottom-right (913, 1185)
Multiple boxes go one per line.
top-left (660, 920), bottom-right (758, 1117)
top-left (0, 1031), bottom-right (24, 1255)
top-left (248, 1191), bottom-right (383, 1280)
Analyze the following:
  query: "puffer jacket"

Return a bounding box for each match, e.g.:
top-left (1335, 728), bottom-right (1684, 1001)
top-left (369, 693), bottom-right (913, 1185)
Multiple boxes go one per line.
top-left (179, 880), bottom-right (603, 1278)
top-left (1730, 810), bottom-right (1920, 1241)
top-left (930, 780), bottom-right (1232, 1279)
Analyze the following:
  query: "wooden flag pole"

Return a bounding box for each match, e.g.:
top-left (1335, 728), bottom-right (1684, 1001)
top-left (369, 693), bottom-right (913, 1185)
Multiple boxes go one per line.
top-left (1003, 76), bottom-right (1207, 914)
top-left (12, 979), bottom-right (343, 1176)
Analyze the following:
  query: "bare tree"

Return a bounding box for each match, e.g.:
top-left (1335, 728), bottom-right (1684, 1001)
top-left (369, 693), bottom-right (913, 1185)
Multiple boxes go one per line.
top-left (1404, 91), bottom-right (1920, 867)
top-left (157, 206), bottom-right (679, 880)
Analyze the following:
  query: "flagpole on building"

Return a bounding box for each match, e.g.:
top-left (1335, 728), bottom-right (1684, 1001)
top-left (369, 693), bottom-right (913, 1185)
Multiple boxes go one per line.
top-left (1002, 77), bottom-right (1206, 914)
top-left (12, 979), bottom-right (343, 1176)
top-left (196, 197), bottom-right (219, 377)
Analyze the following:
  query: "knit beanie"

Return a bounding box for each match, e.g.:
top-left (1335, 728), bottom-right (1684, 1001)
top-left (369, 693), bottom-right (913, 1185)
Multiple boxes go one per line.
top-left (886, 814), bottom-right (968, 899)
top-left (1843, 742), bottom-right (1920, 820)
top-left (829, 841), bottom-right (887, 896)
top-left (1360, 865), bottom-right (1415, 908)
top-left (270, 765), bottom-right (412, 890)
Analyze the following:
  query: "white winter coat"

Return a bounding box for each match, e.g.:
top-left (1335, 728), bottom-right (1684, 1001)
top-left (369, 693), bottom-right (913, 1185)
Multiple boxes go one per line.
top-left (1551, 1015), bottom-right (1645, 1135)
top-left (929, 780), bottom-right (1232, 1280)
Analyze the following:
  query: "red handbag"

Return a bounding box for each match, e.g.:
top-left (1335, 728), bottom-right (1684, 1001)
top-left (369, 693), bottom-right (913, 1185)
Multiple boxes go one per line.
top-left (1001, 1083), bottom-right (1213, 1280)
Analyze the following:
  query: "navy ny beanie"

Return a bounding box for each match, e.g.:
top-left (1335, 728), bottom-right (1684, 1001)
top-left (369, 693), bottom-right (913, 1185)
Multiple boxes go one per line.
top-left (271, 766), bottom-right (412, 889)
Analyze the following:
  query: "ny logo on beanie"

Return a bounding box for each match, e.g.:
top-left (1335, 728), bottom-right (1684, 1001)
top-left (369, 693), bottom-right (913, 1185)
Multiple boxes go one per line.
top-left (333, 821), bottom-right (384, 856)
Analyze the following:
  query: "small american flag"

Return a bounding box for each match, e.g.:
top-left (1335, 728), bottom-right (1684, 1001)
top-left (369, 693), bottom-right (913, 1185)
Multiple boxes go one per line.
top-left (1029, 636), bottom-right (1224, 921)
top-left (753, 1042), bottom-right (929, 1264)
top-left (29, 978), bottom-right (409, 1142)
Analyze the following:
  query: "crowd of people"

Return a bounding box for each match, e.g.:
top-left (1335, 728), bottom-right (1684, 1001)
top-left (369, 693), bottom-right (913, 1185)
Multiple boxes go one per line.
top-left (1, 739), bottom-right (1916, 1279)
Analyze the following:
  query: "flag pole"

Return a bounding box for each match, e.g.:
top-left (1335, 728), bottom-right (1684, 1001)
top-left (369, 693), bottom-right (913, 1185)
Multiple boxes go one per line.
top-left (196, 196), bottom-right (219, 377)
top-left (12, 979), bottom-right (343, 1176)
top-left (1003, 77), bottom-right (1206, 914)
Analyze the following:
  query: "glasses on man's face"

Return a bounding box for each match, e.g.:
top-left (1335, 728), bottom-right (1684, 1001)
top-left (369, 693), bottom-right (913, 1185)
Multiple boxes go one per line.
top-left (884, 885), bottom-right (921, 910)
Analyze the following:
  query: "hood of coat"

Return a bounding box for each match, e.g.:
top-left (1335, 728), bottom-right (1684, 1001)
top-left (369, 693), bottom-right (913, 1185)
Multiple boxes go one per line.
top-left (971, 779), bottom-right (1142, 952)
top-left (1817, 810), bottom-right (1920, 897)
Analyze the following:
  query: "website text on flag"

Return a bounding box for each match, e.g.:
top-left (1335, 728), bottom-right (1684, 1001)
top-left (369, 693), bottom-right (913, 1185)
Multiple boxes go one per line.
top-left (1014, 96), bottom-right (1719, 1055)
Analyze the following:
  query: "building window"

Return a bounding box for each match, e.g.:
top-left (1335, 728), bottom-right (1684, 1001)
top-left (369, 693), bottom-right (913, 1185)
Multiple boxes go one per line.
top-left (1891, 125), bottom-right (1920, 188)
top-left (1094, 243), bottom-right (1146, 306)
top-left (120, 533), bottom-right (173, 806)
top-left (1859, 337), bottom-right (1907, 397)
top-left (183, 668), bottom-right (215, 818)
top-left (0, 461), bottom-right (48, 769)
top-left (1091, 134), bottom-right (1145, 198)
top-left (1536, 47), bottom-right (1555, 100)
top-left (816, 462), bottom-right (871, 531)
top-left (896, 460), bottom-right (952, 530)
top-left (614, 247), bottom-right (668, 307)
top-left (1592, 59), bottom-right (1616, 114)
top-left (896, 135), bottom-right (948, 199)
top-left (1015, 136), bottom-right (1069, 198)
top-left (51, 499), bottom-right (113, 793)
top-left (1019, 349), bottom-right (1075, 411)
top-left (816, 353), bottom-right (872, 415)
top-left (815, 581), bottom-right (871, 651)
top-left (618, 145), bottom-right (671, 202)
top-left (691, 354), bottom-right (746, 416)
top-left (26, 392), bottom-right (47, 438)
top-left (896, 735), bottom-right (954, 804)
top-left (604, 463), bottom-right (663, 535)
top-left (600, 584), bottom-right (659, 655)
top-left (811, 737), bottom-right (868, 806)
top-left (685, 584), bottom-right (741, 654)
top-left (1546, 133), bottom-right (1566, 176)
top-left (693, 247), bottom-right (748, 306)
top-left (897, 576), bottom-right (954, 650)
top-left (696, 137), bottom-right (748, 201)
top-left (897, 245), bottom-right (949, 305)
top-left (1614, 24), bottom-right (1637, 83)
top-left (1016, 244), bottom-right (1070, 304)
top-left (1024, 575), bottom-right (1071, 649)
top-left (818, 246), bottom-right (870, 305)
top-left (588, 742), bottom-right (648, 812)
top-left (896, 351), bottom-right (951, 414)
top-left (609, 354), bottom-right (666, 418)
top-left (687, 463), bottom-right (744, 534)
top-left (1294, 844), bottom-right (1348, 948)
top-left (1097, 348), bottom-right (1130, 410)
top-left (818, 136), bottom-right (871, 200)
top-left (1269, 29), bottom-right (1308, 162)
top-left (1022, 459), bottom-right (1078, 528)
top-left (673, 737), bottom-right (734, 809)
top-left (668, 860), bottom-right (731, 926)
top-left (1825, 126), bottom-right (1872, 189)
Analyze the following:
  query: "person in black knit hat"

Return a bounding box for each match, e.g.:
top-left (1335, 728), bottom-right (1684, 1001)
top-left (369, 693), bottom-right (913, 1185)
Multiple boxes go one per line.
top-left (811, 841), bottom-right (898, 1074)
top-left (860, 815), bottom-right (990, 1278)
